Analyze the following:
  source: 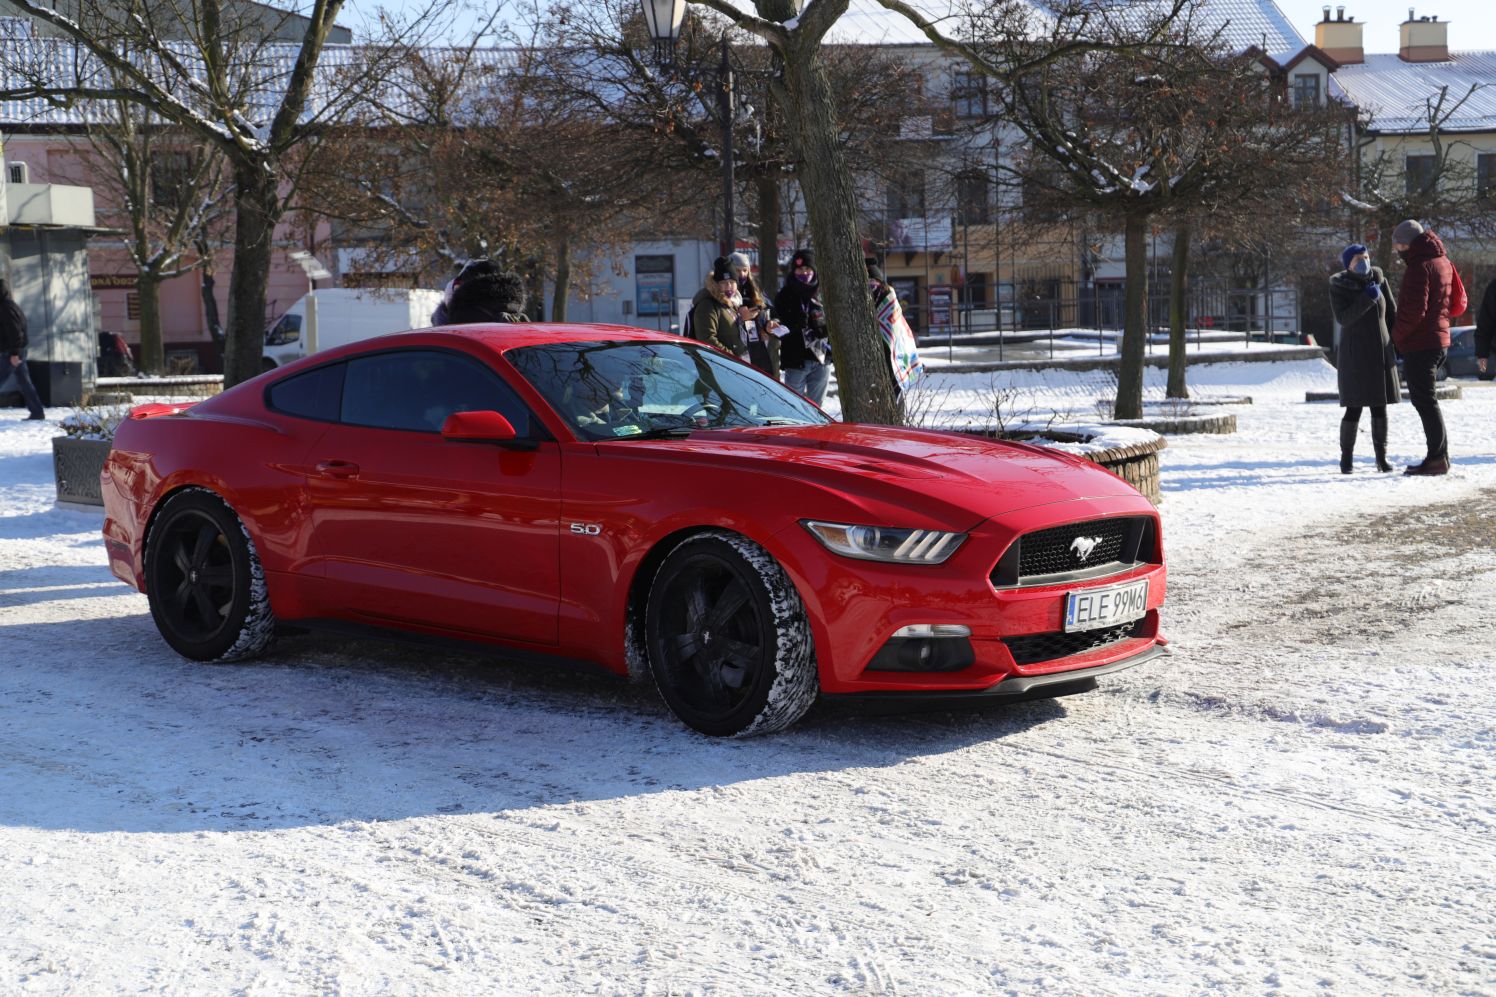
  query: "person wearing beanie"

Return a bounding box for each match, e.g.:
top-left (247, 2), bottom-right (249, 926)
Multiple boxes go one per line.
top-left (432, 258), bottom-right (502, 324)
top-left (727, 252), bottom-right (766, 313)
top-left (446, 264), bottom-right (529, 323)
top-left (1391, 219), bottom-right (1424, 247)
top-left (689, 256), bottom-right (746, 357)
top-left (1389, 220), bottom-right (1464, 475)
top-left (1328, 244), bottom-right (1399, 473)
top-left (774, 248), bottom-right (831, 404)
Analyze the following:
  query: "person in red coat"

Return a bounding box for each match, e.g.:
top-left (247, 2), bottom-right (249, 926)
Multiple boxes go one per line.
top-left (1389, 220), bottom-right (1462, 475)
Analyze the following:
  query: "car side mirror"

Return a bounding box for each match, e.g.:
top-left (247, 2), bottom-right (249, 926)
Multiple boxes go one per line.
top-left (441, 410), bottom-right (533, 449)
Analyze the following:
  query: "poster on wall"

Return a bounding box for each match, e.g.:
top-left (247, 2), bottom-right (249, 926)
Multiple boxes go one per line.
top-left (927, 286), bottom-right (954, 331)
top-left (635, 255), bottom-right (675, 316)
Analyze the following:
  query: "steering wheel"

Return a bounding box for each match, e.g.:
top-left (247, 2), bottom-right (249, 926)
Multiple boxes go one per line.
top-left (680, 400), bottom-right (722, 424)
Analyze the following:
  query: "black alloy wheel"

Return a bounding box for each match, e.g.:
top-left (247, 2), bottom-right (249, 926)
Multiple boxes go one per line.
top-left (144, 489), bottom-right (275, 661)
top-left (646, 532), bottom-right (817, 737)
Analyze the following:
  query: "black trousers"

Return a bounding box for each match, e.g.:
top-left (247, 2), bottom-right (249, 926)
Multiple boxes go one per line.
top-left (3, 348), bottom-right (45, 418)
top-left (1401, 347), bottom-right (1447, 461)
top-left (1342, 404), bottom-right (1387, 425)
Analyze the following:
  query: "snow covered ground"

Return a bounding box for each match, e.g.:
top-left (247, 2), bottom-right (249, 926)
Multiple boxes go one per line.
top-left (3, 358), bottom-right (1495, 995)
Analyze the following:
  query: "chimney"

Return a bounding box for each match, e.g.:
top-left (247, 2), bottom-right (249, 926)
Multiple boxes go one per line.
top-left (1400, 10), bottom-right (1450, 62)
top-left (1315, 7), bottom-right (1364, 63)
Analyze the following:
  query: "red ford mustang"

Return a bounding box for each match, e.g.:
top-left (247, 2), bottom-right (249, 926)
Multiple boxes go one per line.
top-left (102, 324), bottom-right (1167, 736)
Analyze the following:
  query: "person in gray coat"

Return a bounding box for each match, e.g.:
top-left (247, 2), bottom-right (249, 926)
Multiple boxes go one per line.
top-left (1328, 243), bottom-right (1400, 473)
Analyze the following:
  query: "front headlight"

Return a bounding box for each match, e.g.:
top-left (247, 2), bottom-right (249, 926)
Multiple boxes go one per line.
top-left (801, 520), bottom-right (966, 564)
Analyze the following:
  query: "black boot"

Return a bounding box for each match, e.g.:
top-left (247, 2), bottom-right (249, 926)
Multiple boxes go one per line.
top-left (1340, 420), bottom-right (1356, 474)
top-left (1371, 416), bottom-right (1392, 472)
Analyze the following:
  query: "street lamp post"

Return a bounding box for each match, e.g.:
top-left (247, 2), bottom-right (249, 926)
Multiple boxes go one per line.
top-left (641, 0), bottom-right (738, 257)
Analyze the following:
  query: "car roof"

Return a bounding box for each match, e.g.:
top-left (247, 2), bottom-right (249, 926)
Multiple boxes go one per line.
top-left (431, 322), bottom-right (686, 351)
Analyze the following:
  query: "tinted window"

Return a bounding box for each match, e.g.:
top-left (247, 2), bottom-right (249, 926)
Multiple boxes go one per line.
top-left (506, 340), bottom-right (828, 442)
top-left (341, 349), bottom-right (532, 435)
top-left (267, 362), bottom-right (344, 422)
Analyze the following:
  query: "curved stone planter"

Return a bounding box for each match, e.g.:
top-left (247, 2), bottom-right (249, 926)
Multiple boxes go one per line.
top-left (1108, 413), bottom-right (1237, 435)
top-left (53, 436), bottom-right (112, 507)
top-left (952, 425), bottom-right (1167, 506)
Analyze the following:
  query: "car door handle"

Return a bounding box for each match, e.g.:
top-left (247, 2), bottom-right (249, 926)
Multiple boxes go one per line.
top-left (316, 460), bottom-right (360, 479)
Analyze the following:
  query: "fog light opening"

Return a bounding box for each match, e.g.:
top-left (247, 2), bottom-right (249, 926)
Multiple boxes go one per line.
top-left (890, 623), bottom-right (973, 639)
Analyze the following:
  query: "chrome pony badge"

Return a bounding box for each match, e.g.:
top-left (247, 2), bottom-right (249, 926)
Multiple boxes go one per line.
top-left (1069, 536), bottom-right (1101, 563)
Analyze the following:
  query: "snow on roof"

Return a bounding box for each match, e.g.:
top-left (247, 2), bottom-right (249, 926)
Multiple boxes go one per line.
top-left (0, 39), bottom-right (516, 129)
top-left (1333, 51), bottom-right (1496, 133)
top-left (824, 0), bottom-right (1306, 59)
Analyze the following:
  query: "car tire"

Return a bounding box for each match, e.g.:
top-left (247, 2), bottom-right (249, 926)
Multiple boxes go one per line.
top-left (645, 531), bottom-right (818, 737)
top-left (144, 487), bottom-right (277, 662)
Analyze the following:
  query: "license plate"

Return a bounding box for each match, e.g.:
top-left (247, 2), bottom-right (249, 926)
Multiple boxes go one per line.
top-left (1064, 578), bottom-right (1149, 633)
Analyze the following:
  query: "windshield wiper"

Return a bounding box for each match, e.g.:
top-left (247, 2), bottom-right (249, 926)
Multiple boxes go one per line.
top-left (620, 426), bottom-right (697, 440)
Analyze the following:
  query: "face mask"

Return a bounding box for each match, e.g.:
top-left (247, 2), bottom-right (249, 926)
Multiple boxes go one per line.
top-left (1397, 248), bottom-right (1410, 263)
top-left (1351, 259), bottom-right (1370, 275)
top-left (795, 271), bottom-right (814, 283)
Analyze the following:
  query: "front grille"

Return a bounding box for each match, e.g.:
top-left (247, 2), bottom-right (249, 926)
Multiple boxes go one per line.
top-left (1020, 519), bottom-right (1133, 577)
top-left (1002, 619), bottom-right (1145, 666)
top-left (991, 516), bottom-right (1153, 587)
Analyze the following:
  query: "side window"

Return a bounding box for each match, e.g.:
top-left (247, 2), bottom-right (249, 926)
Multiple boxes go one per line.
top-left (341, 349), bottom-right (533, 435)
top-left (266, 362), bottom-right (345, 422)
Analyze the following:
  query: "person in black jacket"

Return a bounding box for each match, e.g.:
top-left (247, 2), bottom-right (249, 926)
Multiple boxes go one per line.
top-left (1477, 275), bottom-right (1496, 380)
top-left (1328, 244), bottom-right (1399, 473)
top-left (773, 249), bottom-right (831, 405)
top-left (0, 278), bottom-right (46, 420)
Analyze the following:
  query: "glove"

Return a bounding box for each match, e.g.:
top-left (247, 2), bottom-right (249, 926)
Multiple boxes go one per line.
top-left (1363, 282), bottom-right (1380, 301)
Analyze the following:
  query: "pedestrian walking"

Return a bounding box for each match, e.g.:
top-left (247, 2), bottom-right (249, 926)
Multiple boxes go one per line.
top-left (689, 257), bottom-right (746, 357)
top-left (774, 249), bottom-right (832, 406)
top-left (1328, 244), bottom-right (1399, 473)
top-left (0, 278), bottom-right (46, 421)
top-left (1476, 273), bottom-right (1496, 380)
top-left (1390, 220), bottom-right (1465, 476)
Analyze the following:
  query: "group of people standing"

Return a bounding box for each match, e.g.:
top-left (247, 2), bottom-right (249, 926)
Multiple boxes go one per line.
top-left (687, 248), bottom-right (922, 406)
top-left (1330, 218), bottom-right (1491, 476)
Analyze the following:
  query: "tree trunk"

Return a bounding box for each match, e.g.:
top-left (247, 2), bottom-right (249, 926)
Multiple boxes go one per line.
top-left (1115, 213), bottom-right (1149, 420)
top-left (756, 170), bottom-right (780, 296)
top-left (551, 235), bottom-right (571, 323)
top-left (778, 48), bottom-right (899, 424)
top-left (1166, 220), bottom-right (1191, 400)
top-left (223, 164), bottom-right (281, 388)
top-left (135, 272), bottom-right (165, 375)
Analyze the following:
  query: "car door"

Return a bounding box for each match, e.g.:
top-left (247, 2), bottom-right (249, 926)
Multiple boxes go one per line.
top-left (302, 347), bottom-right (562, 645)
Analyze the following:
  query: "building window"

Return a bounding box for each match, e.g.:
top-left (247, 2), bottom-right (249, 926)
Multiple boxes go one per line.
top-left (1291, 73), bottom-right (1320, 108)
top-left (955, 170), bottom-right (991, 226)
top-left (887, 170), bottom-right (926, 220)
top-left (126, 293), bottom-right (141, 321)
top-left (1405, 154), bottom-right (1437, 196)
top-left (1479, 154), bottom-right (1495, 199)
top-left (951, 71), bottom-right (988, 118)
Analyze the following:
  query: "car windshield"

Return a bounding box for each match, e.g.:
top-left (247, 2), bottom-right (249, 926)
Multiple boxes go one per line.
top-left (505, 340), bottom-right (830, 442)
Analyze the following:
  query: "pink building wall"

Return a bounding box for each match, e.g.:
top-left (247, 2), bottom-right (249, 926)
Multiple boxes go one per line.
top-left (6, 133), bottom-right (331, 372)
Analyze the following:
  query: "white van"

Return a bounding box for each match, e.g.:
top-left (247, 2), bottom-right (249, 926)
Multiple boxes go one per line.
top-left (262, 288), bottom-right (444, 370)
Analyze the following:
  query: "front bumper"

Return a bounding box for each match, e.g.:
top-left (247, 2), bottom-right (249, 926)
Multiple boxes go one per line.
top-left (821, 641), bottom-right (1169, 703)
top-left (769, 494), bottom-right (1168, 695)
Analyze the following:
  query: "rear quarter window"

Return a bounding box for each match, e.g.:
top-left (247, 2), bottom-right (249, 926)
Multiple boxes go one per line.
top-left (266, 363), bottom-right (345, 422)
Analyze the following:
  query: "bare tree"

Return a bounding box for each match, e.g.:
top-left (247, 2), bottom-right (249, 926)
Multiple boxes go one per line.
top-left (70, 97), bottom-right (230, 374)
top-left (1342, 83), bottom-right (1496, 270)
top-left (0, 0), bottom-right (449, 387)
top-left (895, 0), bottom-right (1346, 414)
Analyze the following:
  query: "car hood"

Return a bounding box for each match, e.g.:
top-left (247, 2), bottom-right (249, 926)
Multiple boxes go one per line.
top-left (609, 422), bottom-right (1144, 528)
